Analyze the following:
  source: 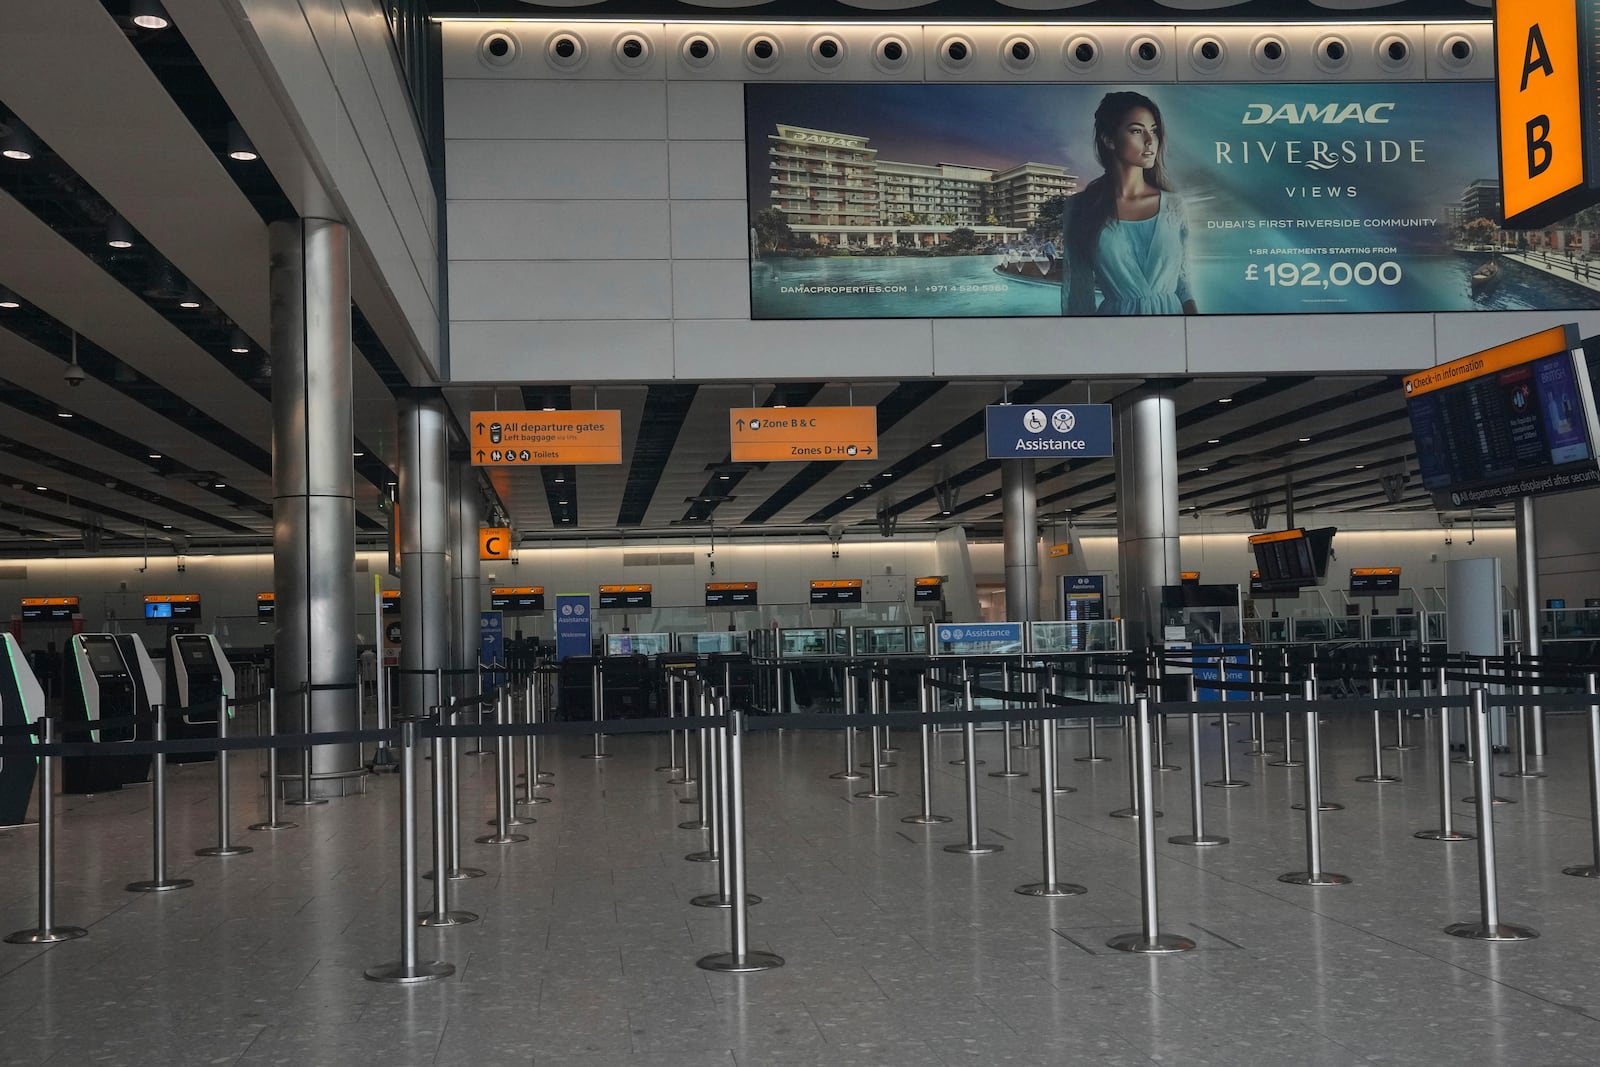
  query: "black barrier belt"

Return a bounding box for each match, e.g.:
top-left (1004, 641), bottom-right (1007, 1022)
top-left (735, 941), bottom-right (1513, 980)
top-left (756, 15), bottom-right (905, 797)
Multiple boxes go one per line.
top-left (231, 692), bottom-right (271, 710)
top-left (0, 721), bottom-right (41, 737)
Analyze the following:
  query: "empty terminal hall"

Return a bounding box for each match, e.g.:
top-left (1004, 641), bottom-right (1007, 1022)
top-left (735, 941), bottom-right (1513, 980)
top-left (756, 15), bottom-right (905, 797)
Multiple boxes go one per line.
top-left (5, 1), bottom-right (1600, 1064)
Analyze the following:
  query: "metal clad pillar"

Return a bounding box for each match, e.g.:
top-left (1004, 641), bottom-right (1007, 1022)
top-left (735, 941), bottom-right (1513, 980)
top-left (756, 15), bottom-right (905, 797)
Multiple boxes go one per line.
top-left (399, 391), bottom-right (452, 720)
top-left (1115, 392), bottom-right (1180, 651)
top-left (1002, 459), bottom-right (1039, 622)
top-left (452, 461), bottom-right (482, 694)
top-left (270, 218), bottom-right (359, 781)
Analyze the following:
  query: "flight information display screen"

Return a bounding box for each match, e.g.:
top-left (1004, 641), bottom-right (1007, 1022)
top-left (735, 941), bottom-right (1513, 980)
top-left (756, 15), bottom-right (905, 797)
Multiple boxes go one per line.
top-left (705, 583), bottom-right (758, 608)
top-left (1405, 325), bottom-right (1600, 508)
top-left (598, 585), bottom-right (652, 609)
top-left (20, 597), bottom-right (77, 620)
top-left (809, 579), bottom-right (863, 605)
top-left (490, 587), bottom-right (546, 613)
top-left (1349, 568), bottom-right (1402, 596)
top-left (144, 595), bottom-right (200, 619)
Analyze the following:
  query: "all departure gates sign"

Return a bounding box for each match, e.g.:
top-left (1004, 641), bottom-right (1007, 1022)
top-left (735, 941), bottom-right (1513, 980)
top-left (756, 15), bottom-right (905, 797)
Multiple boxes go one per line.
top-left (986, 405), bottom-right (1112, 459)
top-left (470, 411), bottom-right (621, 466)
top-left (1496, 0), bottom-right (1600, 227)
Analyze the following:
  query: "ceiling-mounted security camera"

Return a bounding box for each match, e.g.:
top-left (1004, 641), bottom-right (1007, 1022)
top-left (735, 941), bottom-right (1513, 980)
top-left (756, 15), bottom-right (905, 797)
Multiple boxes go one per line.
top-left (64, 362), bottom-right (87, 387)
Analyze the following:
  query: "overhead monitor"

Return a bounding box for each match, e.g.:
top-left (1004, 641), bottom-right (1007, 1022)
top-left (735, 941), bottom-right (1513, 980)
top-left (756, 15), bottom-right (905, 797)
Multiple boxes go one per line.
top-left (1404, 324), bottom-right (1600, 508)
top-left (598, 584), bottom-right (652, 609)
top-left (913, 577), bottom-right (944, 603)
top-left (20, 597), bottom-right (78, 621)
top-left (143, 594), bottom-right (200, 620)
top-left (810, 579), bottom-right (863, 605)
top-left (1349, 567), bottom-right (1403, 596)
top-left (381, 590), bottom-right (401, 615)
top-left (1247, 528), bottom-right (1335, 589)
top-left (256, 593), bottom-right (274, 619)
top-left (490, 586), bottom-right (546, 613)
top-left (705, 582), bottom-right (758, 608)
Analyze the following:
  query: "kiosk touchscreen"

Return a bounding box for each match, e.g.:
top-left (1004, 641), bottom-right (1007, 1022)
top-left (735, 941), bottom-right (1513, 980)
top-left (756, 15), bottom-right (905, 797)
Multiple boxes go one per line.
top-left (166, 634), bottom-right (233, 764)
top-left (63, 634), bottom-right (161, 793)
top-left (1, 634), bottom-right (42, 827)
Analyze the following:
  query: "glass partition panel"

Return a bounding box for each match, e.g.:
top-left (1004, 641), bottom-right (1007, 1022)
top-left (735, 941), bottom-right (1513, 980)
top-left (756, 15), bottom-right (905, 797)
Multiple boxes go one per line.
top-left (675, 631), bottom-right (750, 654)
top-left (854, 626), bottom-right (913, 655)
top-left (1028, 620), bottom-right (1121, 654)
top-left (605, 632), bottom-right (671, 656)
top-left (778, 628), bottom-right (833, 657)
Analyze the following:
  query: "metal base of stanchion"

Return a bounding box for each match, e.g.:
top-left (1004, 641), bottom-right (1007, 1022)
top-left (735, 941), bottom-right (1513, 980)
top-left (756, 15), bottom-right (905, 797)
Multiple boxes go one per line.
top-left (1267, 759), bottom-right (1305, 769)
top-left (1355, 774), bottom-right (1402, 784)
top-left (1153, 763), bottom-right (1182, 773)
top-left (486, 815), bottom-right (538, 826)
top-left (474, 832), bottom-right (529, 845)
top-left (853, 789), bottom-right (898, 799)
top-left (656, 763), bottom-right (681, 772)
top-left (1168, 833), bottom-right (1228, 847)
top-left (195, 845), bottom-right (253, 857)
top-left (284, 798), bottom-right (329, 807)
top-left (365, 960), bottom-right (454, 984)
top-left (1562, 865), bottom-right (1600, 878)
top-left (1015, 881), bottom-right (1086, 897)
top-left (1108, 807), bottom-right (1163, 819)
top-left (127, 878), bottom-right (193, 893)
top-left (5, 925), bottom-right (88, 944)
top-left (1462, 795), bottom-right (1514, 805)
top-left (516, 796), bottom-right (552, 807)
top-left (987, 769), bottom-right (1026, 779)
top-left (1414, 829), bottom-right (1476, 841)
top-left (685, 850), bottom-right (718, 862)
top-left (1499, 769), bottom-right (1548, 779)
top-left (1291, 801), bottom-right (1344, 811)
top-left (943, 842), bottom-right (1003, 855)
top-left (1382, 744), bottom-right (1417, 752)
top-left (678, 796), bottom-right (699, 805)
top-left (422, 867), bottom-right (487, 881)
top-left (1074, 755), bottom-right (1111, 764)
top-left (1204, 778), bottom-right (1250, 789)
top-left (678, 819), bottom-right (709, 830)
top-left (828, 770), bottom-right (866, 781)
top-left (1278, 871), bottom-right (1352, 886)
top-left (696, 949), bottom-right (784, 973)
top-left (580, 753), bottom-right (612, 760)
top-left (901, 813), bottom-right (953, 824)
top-left (1030, 785), bottom-right (1076, 795)
top-left (1105, 932), bottom-right (1195, 954)
top-left (948, 759), bottom-right (985, 766)
top-left (690, 892), bottom-right (760, 909)
top-left (417, 910), bottom-right (478, 927)
top-left (666, 775), bottom-right (692, 785)
top-left (367, 748), bottom-right (399, 774)
top-left (1443, 920), bottom-right (1538, 941)
top-left (248, 820), bottom-right (297, 831)
top-left (860, 760), bottom-right (898, 769)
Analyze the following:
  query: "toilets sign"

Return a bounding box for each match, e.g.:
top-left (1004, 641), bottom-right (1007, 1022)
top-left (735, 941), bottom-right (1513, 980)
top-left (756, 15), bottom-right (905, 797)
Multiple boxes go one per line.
top-left (985, 404), bottom-right (1112, 459)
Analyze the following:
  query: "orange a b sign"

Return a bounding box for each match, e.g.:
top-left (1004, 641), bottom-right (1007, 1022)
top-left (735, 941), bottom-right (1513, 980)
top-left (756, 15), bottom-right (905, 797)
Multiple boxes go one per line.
top-left (1496, 0), bottom-right (1598, 226)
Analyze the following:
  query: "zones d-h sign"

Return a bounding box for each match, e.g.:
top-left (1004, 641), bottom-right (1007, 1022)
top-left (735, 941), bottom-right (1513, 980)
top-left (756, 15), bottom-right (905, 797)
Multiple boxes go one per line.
top-left (729, 406), bottom-right (877, 462)
top-left (470, 411), bottom-right (622, 466)
top-left (985, 405), bottom-right (1112, 459)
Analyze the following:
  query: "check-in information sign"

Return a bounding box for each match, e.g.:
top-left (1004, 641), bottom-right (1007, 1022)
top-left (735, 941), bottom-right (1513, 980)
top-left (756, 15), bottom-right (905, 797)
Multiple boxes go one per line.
top-left (985, 405), bottom-right (1113, 459)
top-left (470, 411), bottom-right (622, 466)
top-left (729, 407), bottom-right (877, 462)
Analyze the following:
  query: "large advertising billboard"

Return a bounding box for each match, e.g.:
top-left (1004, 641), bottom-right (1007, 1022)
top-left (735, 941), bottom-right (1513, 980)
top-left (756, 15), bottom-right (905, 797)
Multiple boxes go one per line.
top-left (746, 82), bottom-right (1600, 319)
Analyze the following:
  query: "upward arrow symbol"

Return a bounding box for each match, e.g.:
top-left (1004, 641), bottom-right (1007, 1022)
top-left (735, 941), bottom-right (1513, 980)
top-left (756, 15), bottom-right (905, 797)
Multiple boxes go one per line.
top-left (476, 449), bottom-right (485, 462)
top-left (736, 419), bottom-right (746, 431)
top-left (475, 421), bottom-right (485, 433)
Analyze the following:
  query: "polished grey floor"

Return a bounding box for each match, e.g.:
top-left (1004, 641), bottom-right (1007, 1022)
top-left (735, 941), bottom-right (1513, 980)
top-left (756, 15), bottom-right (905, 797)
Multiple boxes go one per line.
top-left (2, 704), bottom-right (1600, 1066)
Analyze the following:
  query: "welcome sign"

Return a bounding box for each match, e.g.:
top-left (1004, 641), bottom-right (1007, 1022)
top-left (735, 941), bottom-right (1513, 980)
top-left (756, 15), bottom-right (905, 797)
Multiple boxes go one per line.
top-left (746, 81), bottom-right (1600, 319)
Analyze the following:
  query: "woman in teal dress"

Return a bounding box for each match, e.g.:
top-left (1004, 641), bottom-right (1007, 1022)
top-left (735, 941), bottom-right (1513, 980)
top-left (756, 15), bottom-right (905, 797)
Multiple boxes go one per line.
top-left (1062, 91), bottom-right (1197, 316)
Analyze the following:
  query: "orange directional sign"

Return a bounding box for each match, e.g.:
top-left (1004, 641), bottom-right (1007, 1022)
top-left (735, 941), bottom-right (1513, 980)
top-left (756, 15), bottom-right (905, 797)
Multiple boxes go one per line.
top-left (469, 411), bottom-right (622, 466)
top-left (729, 407), bottom-right (877, 462)
top-left (1496, 0), bottom-right (1595, 226)
top-left (479, 527), bottom-right (512, 560)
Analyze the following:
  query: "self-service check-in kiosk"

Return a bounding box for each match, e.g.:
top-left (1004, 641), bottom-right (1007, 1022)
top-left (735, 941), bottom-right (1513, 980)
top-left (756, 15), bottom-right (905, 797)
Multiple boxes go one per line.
top-left (1, 634), bottom-right (42, 827)
top-left (167, 634), bottom-right (233, 764)
top-left (63, 634), bottom-right (162, 794)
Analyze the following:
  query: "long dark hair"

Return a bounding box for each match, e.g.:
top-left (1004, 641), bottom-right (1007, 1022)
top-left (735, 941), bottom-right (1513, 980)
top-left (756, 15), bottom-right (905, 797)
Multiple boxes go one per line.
top-left (1065, 92), bottom-right (1173, 265)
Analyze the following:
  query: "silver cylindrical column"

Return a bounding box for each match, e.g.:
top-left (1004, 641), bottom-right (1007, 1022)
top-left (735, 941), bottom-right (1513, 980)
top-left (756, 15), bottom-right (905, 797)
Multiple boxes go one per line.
top-left (696, 706), bottom-right (783, 972)
top-left (1107, 698), bottom-right (1195, 954)
top-left (1445, 688), bottom-right (1538, 941)
top-left (1280, 680), bottom-right (1350, 886)
top-left (1562, 673), bottom-right (1600, 878)
top-left (6, 714), bottom-right (87, 944)
top-left (196, 693), bottom-right (251, 857)
top-left (127, 708), bottom-right (193, 893)
top-left (249, 689), bottom-right (296, 832)
top-left (1416, 664), bottom-right (1475, 843)
top-left (366, 719), bottom-right (454, 983)
top-left (902, 671), bottom-right (952, 825)
top-left (270, 218), bottom-right (359, 786)
top-left (1113, 392), bottom-right (1180, 652)
top-left (945, 669), bottom-right (1002, 855)
top-left (1514, 496), bottom-right (1544, 756)
top-left (1001, 458), bottom-right (1040, 624)
top-left (397, 391), bottom-right (452, 729)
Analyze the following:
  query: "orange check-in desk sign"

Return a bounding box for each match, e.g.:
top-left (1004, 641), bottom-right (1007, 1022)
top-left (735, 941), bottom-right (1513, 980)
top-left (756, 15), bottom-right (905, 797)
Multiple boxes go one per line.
top-left (1496, 0), bottom-right (1600, 226)
top-left (470, 411), bottom-right (622, 466)
top-left (729, 407), bottom-right (877, 462)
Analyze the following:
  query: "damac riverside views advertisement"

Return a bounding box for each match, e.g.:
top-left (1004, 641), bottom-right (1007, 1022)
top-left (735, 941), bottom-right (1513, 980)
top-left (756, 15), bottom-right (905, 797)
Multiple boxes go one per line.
top-left (746, 82), bottom-right (1600, 320)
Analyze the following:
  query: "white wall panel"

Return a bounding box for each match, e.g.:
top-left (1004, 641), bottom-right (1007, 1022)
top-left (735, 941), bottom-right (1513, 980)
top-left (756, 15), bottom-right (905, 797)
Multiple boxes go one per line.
top-left (448, 140), bottom-right (670, 200)
top-left (450, 320), bottom-right (675, 382)
top-left (672, 262), bottom-right (751, 320)
top-left (451, 261), bottom-right (672, 321)
top-left (445, 79), bottom-right (668, 141)
top-left (670, 201), bottom-right (749, 259)
top-left (1186, 315), bottom-right (1435, 373)
top-left (933, 317), bottom-right (1187, 377)
top-left (668, 141), bottom-right (749, 200)
top-left (674, 320), bottom-right (936, 379)
top-left (1432, 310), bottom-right (1600, 365)
top-left (667, 82), bottom-right (746, 140)
top-left (449, 201), bottom-right (670, 262)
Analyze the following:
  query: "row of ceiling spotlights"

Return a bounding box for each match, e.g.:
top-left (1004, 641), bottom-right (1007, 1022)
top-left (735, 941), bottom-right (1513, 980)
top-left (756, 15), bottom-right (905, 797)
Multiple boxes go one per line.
top-left (480, 27), bottom-right (1480, 77)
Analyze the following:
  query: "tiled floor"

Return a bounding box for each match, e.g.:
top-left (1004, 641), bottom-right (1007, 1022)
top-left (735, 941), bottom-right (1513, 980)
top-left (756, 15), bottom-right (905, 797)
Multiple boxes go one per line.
top-left (2, 705), bottom-right (1599, 1065)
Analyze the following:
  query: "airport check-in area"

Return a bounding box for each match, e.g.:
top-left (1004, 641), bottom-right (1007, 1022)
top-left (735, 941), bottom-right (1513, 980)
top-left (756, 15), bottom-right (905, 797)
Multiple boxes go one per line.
top-left (7, 2), bottom-right (1600, 1064)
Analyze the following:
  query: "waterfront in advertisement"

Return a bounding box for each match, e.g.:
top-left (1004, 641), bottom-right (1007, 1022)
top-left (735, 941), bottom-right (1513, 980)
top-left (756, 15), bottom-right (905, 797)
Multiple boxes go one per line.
top-left (746, 82), bottom-right (1600, 320)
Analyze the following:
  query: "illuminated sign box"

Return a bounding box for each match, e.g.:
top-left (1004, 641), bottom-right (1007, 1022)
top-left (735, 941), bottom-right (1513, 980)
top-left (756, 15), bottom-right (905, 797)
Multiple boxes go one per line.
top-left (490, 586), bottom-right (546, 613)
top-left (381, 590), bottom-right (401, 615)
top-left (913, 577), bottom-right (944, 603)
top-left (256, 593), bottom-right (274, 618)
top-left (598, 584), bottom-right (652, 609)
top-left (144, 594), bottom-right (201, 620)
top-left (809, 579), bottom-right (863, 605)
top-left (1350, 568), bottom-right (1403, 596)
top-left (20, 596), bottom-right (78, 621)
top-left (705, 582), bottom-right (758, 608)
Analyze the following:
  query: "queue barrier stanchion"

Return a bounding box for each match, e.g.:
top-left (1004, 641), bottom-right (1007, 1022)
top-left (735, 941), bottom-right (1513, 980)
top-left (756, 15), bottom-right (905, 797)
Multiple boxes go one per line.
top-left (1205, 694), bottom-right (1247, 788)
top-left (855, 668), bottom-right (896, 800)
top-left (1017, 689), bottom-right (1087, 899)
top-left (829, 664), bottom-right (865, 782)
top-left (1110, 678), bottom-right (1160, 820)
top-left (1075, 695), bottom-right (1109, 764)
top-left (465, 663), bottom-right (490, 757)
top-left (902, 671), bottom-right (952, 826)
top-left (944, 667), bottom-right (1002, 856)
top-left (667, 673), bottom-right (692, 786)
top-left (1355, 657), bottom-right (1400, 785)
top-left (1501, 652), bottom-right (1547, 781)
top-left (687, 685), bottom-right (721, 856)
top-left (479, 687), bottom-right (529, 844)
top-left (657, 668), bottom-right (680, 773)
top-left (196, 692), bottom-right (251, 858)
top-left (517, 675), bottom-right (550, 808)
top-left (285, 683), bottom-right (327, 807)
top-left (697, 704), bottom-right (782, 973)
top-left (6, 714), bottom-right (88, 945)
top-left (1171, 678), bottom-right (1227, 848)
top-left (1290, 661), bottom-right (1341, 812)
top-left (1384, 647), bottom-right (1415, 752)
top-left (446, 687), bottom-right (484, 880)
top-left (1416, 664), bottom-right (1475, 843)
top-left (1106, 698), bottom-right (1195, 955)
top-left (680, 679), bottom-right (711, 826)
top-left (420, 697), bottom-right (477, 928)
top-left (1031, 673), bottom-right (1074, 797)
top-left (1561, 673), bottom-right (1600, 879)
top-left (1445, 688), bottom-right (1538, 942)
top-left (862, 669), bottom-right (894, 770)
top-left (366, 717), bottom-right (454, 983)
top-left (692, 693), bottom-right (759, 910)
top-left (127, 705), bottom-right (193, 894)
top-left (989, 664), bottom-right (1024, 779)
top-left (1279, 680), bottom-right (1350, 887)
top-left (879, 671), bottom-right (899, 754)
top-left (582, 661), bottom-right (609, 760)
top-left (1152, 704), bottom-right (1180, 773)
top-left (249, 689), bottom-right (296, 832)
